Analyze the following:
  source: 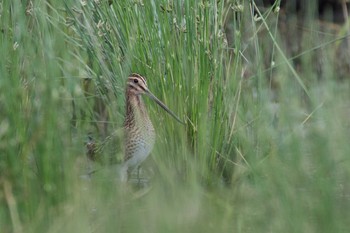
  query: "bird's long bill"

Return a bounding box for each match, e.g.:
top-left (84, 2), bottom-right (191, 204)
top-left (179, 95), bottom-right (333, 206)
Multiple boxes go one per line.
top-left (146, 91), bottom-right (184, 124)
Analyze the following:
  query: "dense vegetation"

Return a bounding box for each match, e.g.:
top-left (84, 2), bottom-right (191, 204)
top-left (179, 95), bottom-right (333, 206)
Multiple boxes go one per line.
top-left (1, 0), bottom-right (350, 232)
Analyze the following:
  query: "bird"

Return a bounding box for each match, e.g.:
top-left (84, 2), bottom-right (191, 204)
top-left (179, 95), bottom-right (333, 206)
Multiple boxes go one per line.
top-left (119, 73), bottom-right (184, 182)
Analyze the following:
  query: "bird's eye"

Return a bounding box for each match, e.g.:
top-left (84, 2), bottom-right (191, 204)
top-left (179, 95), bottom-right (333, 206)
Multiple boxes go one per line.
top-left (133, 79), bottom-right (138, 83)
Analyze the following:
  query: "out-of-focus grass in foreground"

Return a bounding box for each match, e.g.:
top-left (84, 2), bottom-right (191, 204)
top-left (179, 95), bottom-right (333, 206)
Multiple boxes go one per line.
top-left (1, 1), bottom-right (350, 232)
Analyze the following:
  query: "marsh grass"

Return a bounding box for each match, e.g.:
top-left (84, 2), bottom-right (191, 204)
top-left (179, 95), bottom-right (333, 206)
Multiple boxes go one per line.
top-left (1, 0), bottom-right (350, 232)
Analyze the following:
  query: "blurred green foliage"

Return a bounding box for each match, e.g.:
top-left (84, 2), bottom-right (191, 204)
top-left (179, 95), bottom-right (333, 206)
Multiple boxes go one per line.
top-left (1, 0), bottom-right (350, 232)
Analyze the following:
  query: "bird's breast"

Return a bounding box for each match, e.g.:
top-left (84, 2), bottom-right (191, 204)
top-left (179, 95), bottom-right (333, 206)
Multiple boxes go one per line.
top-left (124, 119), bottom-right (155, 169)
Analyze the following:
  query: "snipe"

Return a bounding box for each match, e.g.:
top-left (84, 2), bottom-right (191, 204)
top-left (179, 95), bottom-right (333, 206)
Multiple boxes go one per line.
top-left (120, 73), bottom-right (183, 182)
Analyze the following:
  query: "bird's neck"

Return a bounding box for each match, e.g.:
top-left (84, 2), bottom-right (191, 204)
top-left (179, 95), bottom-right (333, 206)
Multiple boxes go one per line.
top-left (125, 93), bottom-right (150, 126)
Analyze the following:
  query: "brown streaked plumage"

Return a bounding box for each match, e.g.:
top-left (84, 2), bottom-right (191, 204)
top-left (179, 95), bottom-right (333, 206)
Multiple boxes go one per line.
top-left (120, 73), bottom-right (183, 182)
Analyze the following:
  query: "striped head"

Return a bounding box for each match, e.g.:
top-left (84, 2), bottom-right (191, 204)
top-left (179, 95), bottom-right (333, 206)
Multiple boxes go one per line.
top-left (126, 73), bottom-right (184, 124)
top-left (126, 73), bottom-right (148, 96)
